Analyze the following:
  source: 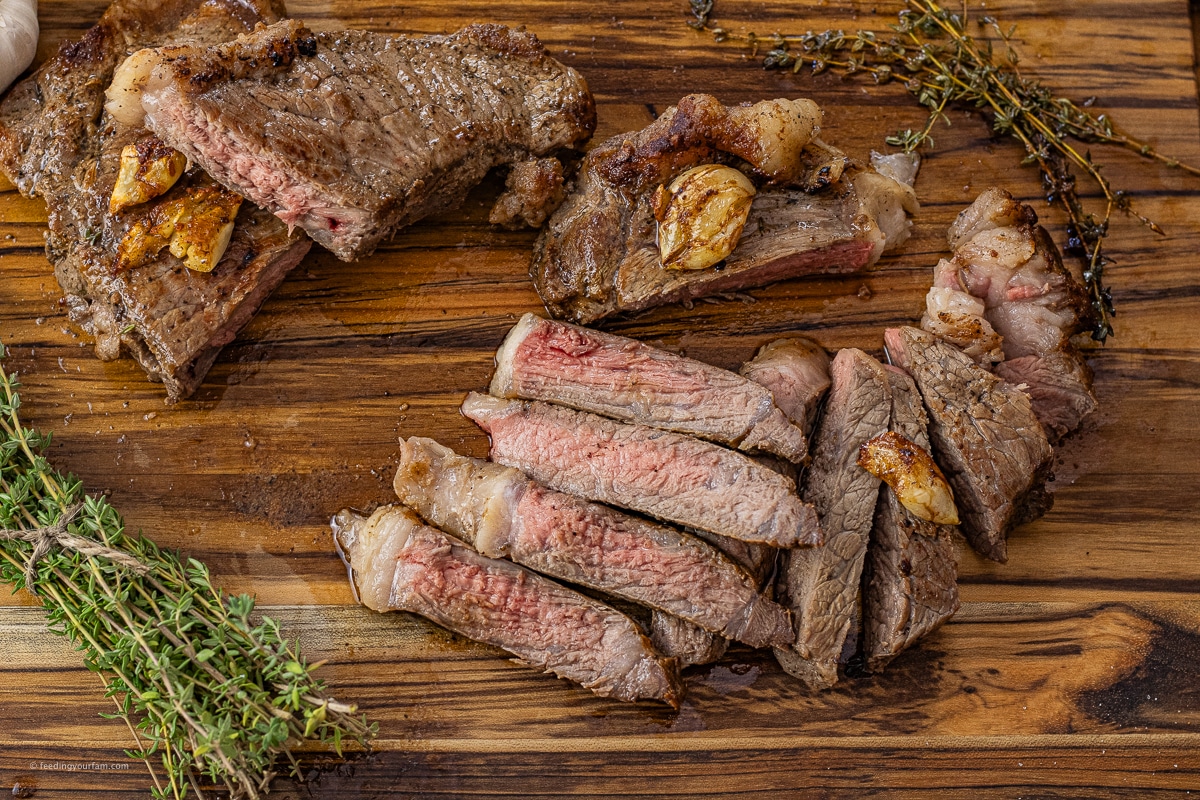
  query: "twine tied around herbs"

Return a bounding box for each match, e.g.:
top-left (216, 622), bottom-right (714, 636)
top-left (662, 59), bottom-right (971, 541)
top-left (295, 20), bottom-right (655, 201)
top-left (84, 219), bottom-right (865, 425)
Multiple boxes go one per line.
top-left (0, 502), bottom-right (149, 594)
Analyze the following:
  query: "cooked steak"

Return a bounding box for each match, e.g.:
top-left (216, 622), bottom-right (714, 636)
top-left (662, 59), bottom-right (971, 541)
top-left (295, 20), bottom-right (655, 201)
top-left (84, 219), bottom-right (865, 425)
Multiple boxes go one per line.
top-left (0, 0), bottom-right (310, 401)
top-left (139, 19), bottom-right (595, 261)
top-left (740, 336), bottom-right (832, 436)
top-left (530, 94), bottom-right (918, 324)
top-left (491, 313), bottom-right (809, 462)
top-left (885, 326), bottom-right (1053, 563)
top-left (462, 393), bottom-right (822, 548)
top-left (921, 188), bottom-right (1096, 440)
top-left (393, 437), bottom-right (792, 648)
top-left (334, 504), bottom-right (682, 706)
top-left (649, 612), bottom-right (728, 666)
top-left (773, 349), bottom-right (890, 689)
top-left (862, 368), bottom-right (960, 672)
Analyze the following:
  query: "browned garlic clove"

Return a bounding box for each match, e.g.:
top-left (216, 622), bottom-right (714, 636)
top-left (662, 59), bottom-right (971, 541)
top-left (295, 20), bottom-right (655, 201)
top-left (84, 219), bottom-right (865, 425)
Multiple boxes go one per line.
top-left (109, 139), bottom-right (188, 214)
top-left (116, 184), bottom-right (242, 273)
top-left (857, 430), bottom-right (960, 525)
top-left (655, 164), bottom-right (756, 271)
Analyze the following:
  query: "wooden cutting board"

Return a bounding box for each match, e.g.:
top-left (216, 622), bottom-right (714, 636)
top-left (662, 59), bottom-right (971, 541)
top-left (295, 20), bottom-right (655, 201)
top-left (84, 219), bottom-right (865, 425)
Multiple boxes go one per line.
top-left (2, 0), bottom-right (1199, 796)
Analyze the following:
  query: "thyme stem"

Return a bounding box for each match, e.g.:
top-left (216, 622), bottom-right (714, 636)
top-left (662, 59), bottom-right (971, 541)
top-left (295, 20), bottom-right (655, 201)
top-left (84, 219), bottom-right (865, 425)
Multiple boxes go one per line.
top-left (0, 343), bottom-right (376, 799)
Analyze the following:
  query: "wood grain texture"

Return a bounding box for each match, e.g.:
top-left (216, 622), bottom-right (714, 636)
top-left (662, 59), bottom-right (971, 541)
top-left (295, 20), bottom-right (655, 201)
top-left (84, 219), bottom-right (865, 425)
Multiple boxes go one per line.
top-left (1, 0), bottom-right (1199, 797)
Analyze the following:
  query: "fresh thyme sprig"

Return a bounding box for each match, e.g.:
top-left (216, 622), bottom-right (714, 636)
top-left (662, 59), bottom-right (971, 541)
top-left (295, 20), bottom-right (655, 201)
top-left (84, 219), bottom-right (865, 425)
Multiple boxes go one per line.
top-left (0, 343), bottom-right (375, 799)
top-left (690, 0), bottom-right (1200, 341)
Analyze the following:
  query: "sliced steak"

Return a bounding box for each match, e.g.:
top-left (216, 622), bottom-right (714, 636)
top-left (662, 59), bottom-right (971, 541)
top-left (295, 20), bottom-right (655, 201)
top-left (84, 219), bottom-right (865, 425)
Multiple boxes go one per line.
top-left (863, 368), bottom-right (960, 672)
top-left (393, 437), bottom-right (791, 648)
top-left (334, 504), bottom-right (681, 706)
top-left (773, 349), bottom-right (890, 689)
top-left (921, 188), bottom-right (1096, 440)
top-left (139, 19), bottom-right (595, 261)
top-left (0, 0), bottom-right (310, 401)
top-left (531, 93), bottom-right (918, 324)
top-left (740, 336), bottom-right (832, 436)
top-left (462, 393), bottom-right (821, 548)
top-left (649, 613), bottom-right (729, 666)
top-left (885, 326), bottom-right (1053, 563)
top-left (491, 313), bottom-right (808, 462)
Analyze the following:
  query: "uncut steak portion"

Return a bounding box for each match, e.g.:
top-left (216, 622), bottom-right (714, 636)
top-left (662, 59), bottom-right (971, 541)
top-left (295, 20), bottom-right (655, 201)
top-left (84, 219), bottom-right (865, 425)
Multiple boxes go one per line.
top-left (531, 94), bottom-right (918, 324)
top-left (863, 368), bottom-right (960, 672)
top-left (462, 393), bottom-right (822, 548)
top-left (334, 504), bottom-right (681, 706)
top-left (392, 437), bottom-right (791, 648)
top-left (491, 313), bottom-right (809, 462)
top-left (885, 326), bottom-right (1052, 563)
top-left (774, 348), bottom-right (890, 689)
top-left (140, 19), bottom-right (596, 261)
top-left (0, 0), bottom-right (310, 402)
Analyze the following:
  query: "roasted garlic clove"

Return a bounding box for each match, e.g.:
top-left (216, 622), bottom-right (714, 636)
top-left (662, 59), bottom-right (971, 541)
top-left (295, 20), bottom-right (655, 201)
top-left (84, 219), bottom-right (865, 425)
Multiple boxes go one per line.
top-left (109, 138), bottom-right (187, 213)
top-left (116, 184), bottom-right (242, 273)
top-left (655, 164), bottom-right (755, 271)
top-left (857, 430), bottom-right (960, 525)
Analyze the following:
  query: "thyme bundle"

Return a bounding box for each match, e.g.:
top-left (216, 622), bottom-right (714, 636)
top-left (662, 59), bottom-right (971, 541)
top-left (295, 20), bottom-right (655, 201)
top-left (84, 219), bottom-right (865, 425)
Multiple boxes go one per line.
top-left (689, 0), bottom-right (1200, 341)
top-left (0, 343), bottom-right (375, 799)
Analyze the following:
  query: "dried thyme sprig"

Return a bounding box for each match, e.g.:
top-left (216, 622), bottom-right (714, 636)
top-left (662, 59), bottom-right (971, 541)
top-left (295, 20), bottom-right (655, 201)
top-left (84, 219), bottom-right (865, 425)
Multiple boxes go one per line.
top-left (0, 343), bottom-right (376, 800)
top-left (690, 0), bottom-right (1200, 341)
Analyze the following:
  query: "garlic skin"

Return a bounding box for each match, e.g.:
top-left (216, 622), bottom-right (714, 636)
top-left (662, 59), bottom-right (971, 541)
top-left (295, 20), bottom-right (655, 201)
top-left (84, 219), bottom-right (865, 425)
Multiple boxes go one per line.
top-left (104, 48), bottom-right (160, 128)
top-left (0, 0), bottom-right (38, 95)
top-left (656, 164), bottom-right (756, 271)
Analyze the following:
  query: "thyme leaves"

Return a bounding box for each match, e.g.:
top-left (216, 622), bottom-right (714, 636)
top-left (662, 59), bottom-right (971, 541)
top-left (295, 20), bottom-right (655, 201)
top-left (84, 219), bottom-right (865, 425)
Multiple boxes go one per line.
top-left (690, 0), bottom-right (1200, 341)
top-left (0, 345), bottom-right (375, 799)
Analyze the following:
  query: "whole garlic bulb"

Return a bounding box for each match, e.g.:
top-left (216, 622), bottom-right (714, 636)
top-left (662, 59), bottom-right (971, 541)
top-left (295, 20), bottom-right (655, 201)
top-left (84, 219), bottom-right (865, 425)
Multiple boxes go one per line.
top-left (655, 164), bottom-right (756, 271)
top-left (0, 0), bottom-right (38, 95)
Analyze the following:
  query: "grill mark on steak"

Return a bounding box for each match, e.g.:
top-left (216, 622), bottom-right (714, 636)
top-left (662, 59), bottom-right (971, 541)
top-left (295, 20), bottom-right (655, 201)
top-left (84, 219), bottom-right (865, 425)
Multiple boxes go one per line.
top-left (529, 94), bottom-right (918, 324)
top-left (140, 19), bottom-right (596, 261)
top-left (0, 0), bottom-right (309, 402)
top-left (392, 437), bottom-right (792, 648)
top-left (773, 348), bottom-right (891, 689)
top-left (334, 504), bottom-right (682, 707)
top-left (491, 313), bottom-right (809, 462)
top-left (885, 326), bottom-right (1053, 563)
top-left (862, 367), bottom-right (961, 673)
top-left (462, 393), bottom-right (822, 548)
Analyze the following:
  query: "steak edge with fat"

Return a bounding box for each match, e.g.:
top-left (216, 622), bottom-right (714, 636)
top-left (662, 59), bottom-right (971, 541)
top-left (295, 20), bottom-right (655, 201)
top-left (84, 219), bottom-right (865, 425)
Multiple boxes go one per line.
top-left (140, 19), bottom-right (596, 261)
top-left (462, 392), bottom-right (822, 548)
top-left (334, 504), bottom-right (682, 707)
top-left (491, 313), bottom-right (809, 462)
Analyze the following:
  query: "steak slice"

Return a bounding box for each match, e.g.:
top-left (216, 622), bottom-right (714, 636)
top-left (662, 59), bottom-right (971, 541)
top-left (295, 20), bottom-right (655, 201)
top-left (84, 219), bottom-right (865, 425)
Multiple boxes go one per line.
top-left (393, 437), bottom-right (791, 648)
top-left (885, 326), bottom-right (1053, 563)
top-left (491, 313), bottom-right (809, 462)
top-left (462, 393), bottom-right (822, 548)
top-left (139, 19), bottom-right (596, 261)
top-left (773, 349), bottom-right (890, 689)
top-left (740, 336), bottom-right (832, 437)
top-left (334, 504), bottom-right (681, 706)
top-left (862, 368), bottom-right (961, 672)
top-left (530, 94), bottom-right (918, 324)
top-left (921, 188), bottom-right (1096, 440)
top-left (0, 0), bottom-right (310, 402)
